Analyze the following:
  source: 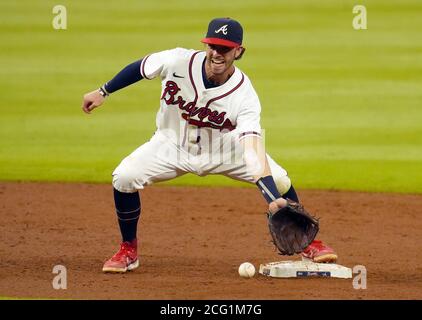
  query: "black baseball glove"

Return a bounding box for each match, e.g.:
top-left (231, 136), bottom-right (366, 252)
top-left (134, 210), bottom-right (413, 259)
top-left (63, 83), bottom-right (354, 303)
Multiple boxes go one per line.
top-left (267, 199), bottom-right (319, 255)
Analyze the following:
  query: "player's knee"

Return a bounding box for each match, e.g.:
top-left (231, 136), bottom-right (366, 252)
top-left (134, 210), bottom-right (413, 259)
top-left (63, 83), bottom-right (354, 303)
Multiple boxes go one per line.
top-left (112, 168), bottom-right (139, 193)
top-left (273, 174), bottom-right (292, 196)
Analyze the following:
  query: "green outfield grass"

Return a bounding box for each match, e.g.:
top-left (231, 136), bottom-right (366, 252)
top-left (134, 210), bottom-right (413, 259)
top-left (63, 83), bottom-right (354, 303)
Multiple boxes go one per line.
top-left (0, 0), bottom-right (421, 193)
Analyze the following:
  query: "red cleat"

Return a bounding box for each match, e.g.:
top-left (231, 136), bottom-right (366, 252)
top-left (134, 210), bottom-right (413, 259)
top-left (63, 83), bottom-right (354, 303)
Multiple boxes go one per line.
top-left (301, 240), bottom-right (338, 263)
top-left (102, 239), bottom-right (139, 273)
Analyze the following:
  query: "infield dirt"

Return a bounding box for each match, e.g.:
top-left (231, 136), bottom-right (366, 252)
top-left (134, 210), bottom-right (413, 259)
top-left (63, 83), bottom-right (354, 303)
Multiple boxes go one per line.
top-left (0, 182), bottom-right (421, 299)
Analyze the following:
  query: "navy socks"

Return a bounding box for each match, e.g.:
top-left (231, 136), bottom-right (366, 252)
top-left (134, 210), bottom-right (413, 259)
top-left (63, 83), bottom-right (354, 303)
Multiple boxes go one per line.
top-left (113, 188), bottom-right (141, 243)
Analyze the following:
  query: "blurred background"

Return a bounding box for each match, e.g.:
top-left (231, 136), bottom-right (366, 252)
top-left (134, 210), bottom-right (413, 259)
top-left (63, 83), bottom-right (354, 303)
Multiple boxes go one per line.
top-left (0, 0), bottom-right (421, 193)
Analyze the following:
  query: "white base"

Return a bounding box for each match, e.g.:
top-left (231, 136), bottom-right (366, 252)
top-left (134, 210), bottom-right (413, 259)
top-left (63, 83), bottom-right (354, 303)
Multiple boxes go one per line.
top-left (259, 260), bottom-right (352, 279)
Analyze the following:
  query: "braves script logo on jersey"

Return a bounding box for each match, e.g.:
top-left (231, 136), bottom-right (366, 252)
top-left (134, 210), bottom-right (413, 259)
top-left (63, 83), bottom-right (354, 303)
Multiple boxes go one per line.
top-left (161, 80), bottom-right (235, 131)
top-left (215, 25), bottom-right (228, 35)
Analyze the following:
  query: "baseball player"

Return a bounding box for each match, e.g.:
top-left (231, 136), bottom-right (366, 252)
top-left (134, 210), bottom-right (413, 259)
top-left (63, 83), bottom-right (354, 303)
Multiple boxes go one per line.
top-left (82, 18), bottom-right (337, 273)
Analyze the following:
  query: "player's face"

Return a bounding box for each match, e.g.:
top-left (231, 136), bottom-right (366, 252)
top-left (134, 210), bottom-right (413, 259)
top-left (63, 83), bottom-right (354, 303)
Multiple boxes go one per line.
top-left (205, 44), bottom-right (242, 79)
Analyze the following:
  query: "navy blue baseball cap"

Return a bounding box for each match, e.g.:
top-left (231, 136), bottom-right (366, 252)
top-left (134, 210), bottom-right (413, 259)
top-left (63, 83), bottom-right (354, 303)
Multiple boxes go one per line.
top-left (201, 18), bottom-right (243, 48)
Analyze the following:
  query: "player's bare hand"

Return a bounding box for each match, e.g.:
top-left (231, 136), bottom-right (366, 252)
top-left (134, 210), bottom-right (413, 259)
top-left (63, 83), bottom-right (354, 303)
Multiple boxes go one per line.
top-left (82, 89), bottom-right (105, 114)
top-left (268, 198), bottom-right (287, 214)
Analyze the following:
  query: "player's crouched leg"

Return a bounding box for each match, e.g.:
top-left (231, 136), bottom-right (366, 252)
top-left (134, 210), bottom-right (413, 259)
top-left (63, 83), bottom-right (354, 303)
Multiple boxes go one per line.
top-left (103, 163), bottom-right (142, 273)
top-left (112, 162), bottom-right (144, 193)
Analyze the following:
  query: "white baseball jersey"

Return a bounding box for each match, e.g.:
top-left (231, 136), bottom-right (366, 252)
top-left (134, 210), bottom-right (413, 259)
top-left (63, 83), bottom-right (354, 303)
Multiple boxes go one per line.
top-left (140, 48), bottom-right (261, 146)
top-left (112, 48), bottom-right (290, 193)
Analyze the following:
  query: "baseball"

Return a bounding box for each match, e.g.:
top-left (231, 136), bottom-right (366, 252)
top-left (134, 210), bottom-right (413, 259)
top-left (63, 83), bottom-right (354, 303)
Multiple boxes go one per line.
top-left (238, 262), bottom-right (256, 278)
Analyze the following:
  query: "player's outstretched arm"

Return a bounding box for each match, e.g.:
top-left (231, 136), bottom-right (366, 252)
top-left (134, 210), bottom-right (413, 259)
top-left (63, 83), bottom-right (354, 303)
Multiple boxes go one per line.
top-left (241, 135), bottom-right (287, 211)
top-left (241, 135), bottom-right (270, 180)
top-left (82, 59), bottom-right (144, 114)
top-left (82, 89), bottom-right (105, 114)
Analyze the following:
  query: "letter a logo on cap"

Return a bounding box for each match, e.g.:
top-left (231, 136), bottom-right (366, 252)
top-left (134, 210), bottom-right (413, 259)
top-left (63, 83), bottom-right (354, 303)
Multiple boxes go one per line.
top-left (215, 25), bottom-right (228, 35)
top-left (201, 18), bottom-right (242, 48)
